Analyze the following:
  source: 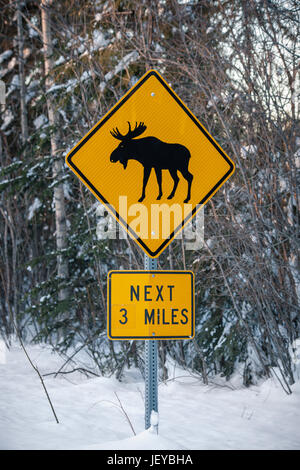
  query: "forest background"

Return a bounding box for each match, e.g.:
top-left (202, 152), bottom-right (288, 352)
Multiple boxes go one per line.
top-left (0, 0), bottom-right (299, 394)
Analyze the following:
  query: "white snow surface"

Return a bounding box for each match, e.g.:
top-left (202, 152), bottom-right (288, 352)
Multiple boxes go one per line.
top-left (0, 342), bottom-right (299, 450)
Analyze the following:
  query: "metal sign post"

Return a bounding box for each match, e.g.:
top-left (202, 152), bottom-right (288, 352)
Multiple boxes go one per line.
top-left (144, 254), bottom-right (158, 431)
top-left (65, 68), bottom-right (235, 437)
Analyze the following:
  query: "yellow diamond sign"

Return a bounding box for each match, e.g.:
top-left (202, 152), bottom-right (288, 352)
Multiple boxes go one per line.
top-left (66, 70), bottom-right (235, 257)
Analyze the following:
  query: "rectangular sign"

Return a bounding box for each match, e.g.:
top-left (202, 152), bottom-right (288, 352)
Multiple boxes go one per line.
top-left (107, 270), bottom-right (194, 340)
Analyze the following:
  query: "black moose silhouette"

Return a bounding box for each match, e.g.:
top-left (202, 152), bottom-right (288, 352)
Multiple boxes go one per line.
top-left (110, 122), bottom-right (193, 203)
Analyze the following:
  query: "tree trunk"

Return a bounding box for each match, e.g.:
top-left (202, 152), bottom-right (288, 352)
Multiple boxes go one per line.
top-left (16, 0), bottom-right (28, 144)
top-left (41, 0), bottom-right (69, 310)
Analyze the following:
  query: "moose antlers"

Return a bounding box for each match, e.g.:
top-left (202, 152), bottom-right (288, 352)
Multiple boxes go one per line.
top-left (110, 121), bottom-right (147, 141)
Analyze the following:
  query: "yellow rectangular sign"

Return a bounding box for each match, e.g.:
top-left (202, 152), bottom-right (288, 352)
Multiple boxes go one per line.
top-left (107, 270), bottom-right (194, 340)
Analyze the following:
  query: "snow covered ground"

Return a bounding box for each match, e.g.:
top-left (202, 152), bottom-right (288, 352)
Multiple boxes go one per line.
top-left (0, 342), bottom-right (299, 450)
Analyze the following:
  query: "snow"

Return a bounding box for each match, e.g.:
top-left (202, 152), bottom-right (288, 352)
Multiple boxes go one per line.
top-left (294, 145), bottom-right (300, 169)
top-left (55, 56), bottom-right (65, 66)
top-left (94, 13), bottom-right (102, 23)
top-left (100, 51), bottom-right (139, 92)
top-left (0, 68), bottom-right (8, 79)
top-left (241, 145), bottom-right (257, 159)
top-left (40, 294), bottom-right (50, 303)
top-left (66, 78), bottom-right (77, 93)
top-left (0, 50), bottom-right (12, 64)
top-left (150, 410), bottom-right (159, 426)
top-left (7, 57), bottom-right (17, 71)
top-left (0, 343), bottom-right (299, 450)
top-left (5, 74), bottom-right (19, 99)
top-left (28, 198), bottom-right (42, 220)
top-left (92, 430), bottom-right (183, 450)
top-left (80, 70), bottom-right (91, 82)
top-left (26, 79), bottom-right (39, 104)
top-left (126, 30), bottom-right (134, 39)
top-left (48, 49), bottom-right (137, 97)
top-left (155, 44), bottom-right (163, 53)
top-left (1, 108), bottom-right (14, 131)
top-left (63, 182), bottom-right (72, 200)
top-left (11, 74), bottom-right (19, 88)
top-left (92, 30), bottom-right (108, 49)
top-left (207, 94), bottom-right (219, 109)
top-left (28, 26), bottom-right (38, 38)
top-left (46, 84), bottom-right (66, 94)
top-left (107, 51), bottom-right (139, 79)
top-left (33, 114), bottom-right (48, 130)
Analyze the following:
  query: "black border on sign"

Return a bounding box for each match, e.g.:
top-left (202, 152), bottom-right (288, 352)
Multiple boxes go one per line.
top-left (67, 70), bottom-right (234, 257)
top-left (107, 270), bottom-right (194, 340)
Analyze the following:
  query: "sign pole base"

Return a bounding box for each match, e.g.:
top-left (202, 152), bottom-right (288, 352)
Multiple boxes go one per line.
top-left (144, 254), bottom-right (158, 432)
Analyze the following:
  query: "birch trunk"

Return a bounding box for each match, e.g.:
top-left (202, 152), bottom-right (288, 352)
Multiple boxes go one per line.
top-left (41, 0), bottom-right (69, 306)
top-left (16, 0), bottom-right (28, 143)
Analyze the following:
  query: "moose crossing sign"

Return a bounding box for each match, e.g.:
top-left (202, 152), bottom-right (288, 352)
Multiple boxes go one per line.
top-left (66, 70), bottom-right (235, 257)
top-left (107, 270), bottom-right (194, 340)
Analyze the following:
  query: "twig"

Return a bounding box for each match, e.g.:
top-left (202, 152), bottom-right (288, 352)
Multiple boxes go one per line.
top-left (181, 236), bottom-right (186, 270)
top-left (54, 333), bottom-right (100, 377)
top-left (89, 394), bottom-right (136, 436)
top-left (114, 392), bottom-right (136, 436)
top-left (13, 323), bottom-right (59, 423)
top-left (270, 367), bottom-right (292, 395)
top-left (43, 367), bottom-right (100, 378)
top-left (19, 10), bottom-right (43, 39)
top-left (114, 340), bottom-right (135, 380)
top-left (192, 338), bottom-right (208, 385)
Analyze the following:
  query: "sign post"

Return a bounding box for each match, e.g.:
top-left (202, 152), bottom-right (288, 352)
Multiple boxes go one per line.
top-left (144, 254), bottom-right (158, 431)
top-left (66, 69), bottom-right (235, 436)
top-left (107, 260), bottom-right (194, 429)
